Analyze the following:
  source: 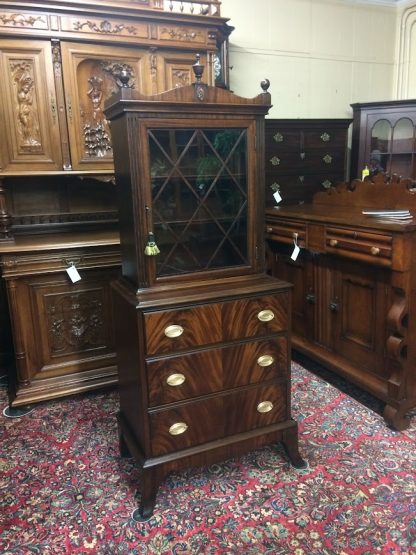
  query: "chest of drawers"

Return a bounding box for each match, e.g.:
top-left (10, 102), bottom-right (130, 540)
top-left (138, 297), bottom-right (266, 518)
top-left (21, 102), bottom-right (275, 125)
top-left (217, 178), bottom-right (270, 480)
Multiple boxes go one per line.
top-left (113, 275), bottom-right (305, 520)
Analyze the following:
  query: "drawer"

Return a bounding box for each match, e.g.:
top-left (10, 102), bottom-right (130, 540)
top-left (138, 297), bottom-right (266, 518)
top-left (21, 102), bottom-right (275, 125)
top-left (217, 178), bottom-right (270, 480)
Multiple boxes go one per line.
top-left (265, 126), bottom-right (348, 150)
top-left (147, 337), bottom-right (288, 406)
top-left (303, 128), bottom-right (348, 149)
top-left (265, 150), bottom-right (345, 173)
top-left (265, 220), bottom-right (306, 247)
top-left (144, 304), bottom-right (222, 355)
top-left (265, 173), bottom-right (345, 207)
top-left (144, 294), bottom-right (289, 355)
top-left (222, 294), bottom-right (289, 340)
top-left (326, 227), bottom-right (393, 266)
top-left (265, 128), bottom-right (301, 149)
top-left (149, 383), bottom-right (287, 456)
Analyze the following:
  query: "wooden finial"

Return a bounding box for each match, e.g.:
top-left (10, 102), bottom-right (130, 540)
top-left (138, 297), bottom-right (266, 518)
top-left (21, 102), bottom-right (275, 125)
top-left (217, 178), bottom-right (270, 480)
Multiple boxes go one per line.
top-left (261, 79), bottom-right (270, 93)
top-left (192, 53), bottom-right (204, 83)
top-left (119, 68), bottom-right (131, 88)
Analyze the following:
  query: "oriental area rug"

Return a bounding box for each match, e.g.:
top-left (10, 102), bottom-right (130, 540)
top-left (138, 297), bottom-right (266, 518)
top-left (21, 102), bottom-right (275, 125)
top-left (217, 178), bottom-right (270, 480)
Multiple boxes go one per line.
top-left (0, 362), bottom-right (415, 555)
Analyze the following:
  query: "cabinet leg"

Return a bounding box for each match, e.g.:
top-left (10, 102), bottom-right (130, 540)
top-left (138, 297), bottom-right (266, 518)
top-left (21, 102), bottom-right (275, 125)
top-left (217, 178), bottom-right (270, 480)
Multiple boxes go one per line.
top-left (117, 414), bottom-right (131, 458)
top-left (281, 427), bottom-right (307, 469)
top-left (132, 467), bottom-right (162, 522)
top-left (383, 404), bottom-right (410, 431)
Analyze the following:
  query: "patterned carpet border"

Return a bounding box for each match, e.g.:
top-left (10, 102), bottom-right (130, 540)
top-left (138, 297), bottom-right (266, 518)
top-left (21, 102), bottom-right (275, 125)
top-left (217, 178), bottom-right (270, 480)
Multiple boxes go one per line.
top-left (0, 362), bottom-right (415, 554)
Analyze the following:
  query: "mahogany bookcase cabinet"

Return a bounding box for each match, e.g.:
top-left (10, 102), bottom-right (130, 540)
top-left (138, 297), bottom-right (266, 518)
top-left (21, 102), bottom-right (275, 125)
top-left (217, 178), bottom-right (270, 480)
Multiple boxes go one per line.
top-left (105, 64), bottom-right (305, 520)
top-left (266, 174), bottom-right (416, 431)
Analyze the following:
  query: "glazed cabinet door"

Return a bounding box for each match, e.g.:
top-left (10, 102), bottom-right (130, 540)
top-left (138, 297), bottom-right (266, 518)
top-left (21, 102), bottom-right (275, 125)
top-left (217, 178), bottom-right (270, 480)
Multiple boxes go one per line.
top-left (0, 39), bottom-right (63, 172)
top-left (60, 42), bottom-right (150, 171)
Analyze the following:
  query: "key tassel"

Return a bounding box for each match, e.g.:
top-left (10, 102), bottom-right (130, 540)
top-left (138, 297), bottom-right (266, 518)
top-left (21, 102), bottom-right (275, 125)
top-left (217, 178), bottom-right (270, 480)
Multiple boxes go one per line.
top-left (144, 232), bottom-right (160, 256)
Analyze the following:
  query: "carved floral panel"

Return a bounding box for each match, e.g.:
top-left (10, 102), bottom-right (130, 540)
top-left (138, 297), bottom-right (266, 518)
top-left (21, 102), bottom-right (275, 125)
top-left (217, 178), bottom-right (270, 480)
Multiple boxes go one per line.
top-left (45, 289), bottom-right (108, 356)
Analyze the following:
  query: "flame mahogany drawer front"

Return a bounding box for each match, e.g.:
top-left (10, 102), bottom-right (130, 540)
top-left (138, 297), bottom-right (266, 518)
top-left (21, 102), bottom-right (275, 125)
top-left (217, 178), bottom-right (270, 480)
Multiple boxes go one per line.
top-left (326, 227), bottom-right (393, 265)
top-left (149, 383), bottom-right (287, 456)
top-left (147, 336), bottom-right (288, 406)
top-left (144, 293), bottom-right (289, 355)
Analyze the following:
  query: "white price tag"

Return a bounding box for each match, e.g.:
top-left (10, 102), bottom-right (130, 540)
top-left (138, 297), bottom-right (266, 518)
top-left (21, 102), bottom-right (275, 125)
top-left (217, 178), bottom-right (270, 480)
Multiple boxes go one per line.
top-left (273, 190), bottom-right (282, 204)
top-left (66, 264), bottom-right (81, 283)
top-left (291, 244), bottom-right (300, 261)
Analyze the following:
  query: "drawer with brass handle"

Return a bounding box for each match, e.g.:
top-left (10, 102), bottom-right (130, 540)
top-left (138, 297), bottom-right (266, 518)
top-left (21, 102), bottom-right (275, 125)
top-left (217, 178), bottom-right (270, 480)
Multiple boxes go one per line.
top-left (144, 304), bottom-right (222, 355)
top-left (222, 293), bottom-right (289, 339)
top-left (147, 337), bottom-right (288, 406)
top-left (145, 292), bottom-right (289, 355)
top-left (149, 383), bottom-right (287, 456)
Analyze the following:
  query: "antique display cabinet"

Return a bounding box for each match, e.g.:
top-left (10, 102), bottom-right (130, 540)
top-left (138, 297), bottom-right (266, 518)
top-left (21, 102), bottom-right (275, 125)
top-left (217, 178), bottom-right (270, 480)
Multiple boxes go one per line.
top-left (0, 0), bottom-right (233, 406)
top-left (105, 61), bottom-right (305, 520)
top-left (266, 173), bottom-right (416, 431)
top-left (350, 100), bottom-right (416, 180)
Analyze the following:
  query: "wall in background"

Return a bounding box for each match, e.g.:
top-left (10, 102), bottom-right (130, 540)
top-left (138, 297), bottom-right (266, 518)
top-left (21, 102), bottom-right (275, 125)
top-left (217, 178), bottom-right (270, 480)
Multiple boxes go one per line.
top-left (396, 3), bottom-right (416, 98)
top-left (221, 0), bottom-right (400, 118)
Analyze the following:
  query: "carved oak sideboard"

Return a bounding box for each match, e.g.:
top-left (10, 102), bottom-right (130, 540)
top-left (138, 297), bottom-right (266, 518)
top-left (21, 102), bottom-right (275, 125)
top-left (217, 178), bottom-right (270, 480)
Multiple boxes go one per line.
top-left (266, 174), bottom-right (416, 430)
top-left (0, 0), bottom-right (233, 404)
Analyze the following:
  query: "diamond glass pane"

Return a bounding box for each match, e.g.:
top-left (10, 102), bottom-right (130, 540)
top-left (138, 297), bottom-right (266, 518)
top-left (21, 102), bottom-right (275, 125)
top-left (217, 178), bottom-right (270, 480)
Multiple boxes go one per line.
top-left (149, 127), bottom-right (248, 276)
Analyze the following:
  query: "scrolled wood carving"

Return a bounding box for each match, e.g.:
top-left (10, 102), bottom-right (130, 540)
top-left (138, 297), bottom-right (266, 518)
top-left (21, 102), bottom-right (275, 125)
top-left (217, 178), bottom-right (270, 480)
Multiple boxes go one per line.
top-left (0, 13), bottom-right (45, 27)
top-left (172, 69), bottom-right (191, 88)
top-left (100, 62), bottom-right (135, 89)
top-left (73, 19), bottom-right (138, 35)
top-left (160, 27), bottom-right (201, 41)
top-left (386, 290), bottom-right (408, 335)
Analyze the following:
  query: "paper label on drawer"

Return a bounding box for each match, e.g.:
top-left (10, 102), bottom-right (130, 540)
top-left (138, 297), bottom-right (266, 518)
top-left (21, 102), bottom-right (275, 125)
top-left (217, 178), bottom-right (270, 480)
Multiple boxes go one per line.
top-left (66, 264), bottom-right (81, 283)
top-left (291, 244), bottom-right (300, 261)
top-left (273, 190), bottom-right (282, 204)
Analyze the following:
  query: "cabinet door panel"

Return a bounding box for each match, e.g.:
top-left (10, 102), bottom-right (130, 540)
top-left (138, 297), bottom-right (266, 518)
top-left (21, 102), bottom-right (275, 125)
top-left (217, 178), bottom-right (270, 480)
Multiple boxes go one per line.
top-left (60, 42), bottom-right (149, 171)
top-left (158, 51), bottom-right (209, 91)
top-left (271, 251), bottom-right (316, 342)
top-left (11, 270), bottom-right (117, 382)
top-left (0, 40), bottom-right (63, 172)
top-left (332, 261), bottom-right (388, 375)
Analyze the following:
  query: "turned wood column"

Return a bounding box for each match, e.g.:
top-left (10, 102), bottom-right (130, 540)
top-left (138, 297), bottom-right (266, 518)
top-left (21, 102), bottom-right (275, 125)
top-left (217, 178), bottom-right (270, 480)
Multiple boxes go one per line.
top-left (0, 178), bottom-right (13, 242)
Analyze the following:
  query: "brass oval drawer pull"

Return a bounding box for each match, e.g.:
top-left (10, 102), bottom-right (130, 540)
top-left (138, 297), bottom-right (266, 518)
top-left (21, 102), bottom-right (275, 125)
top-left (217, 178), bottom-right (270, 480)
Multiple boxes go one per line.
top-left (257, 309), bottom-right (275, 322)
top-left (257, 355), bottom-right (274, 367)
top-left (164, 324), bottom-right (184, 338)
top-left (371, 246), bottom-right (380, 256)
top-left (257, 401), bottom-right (274, 413)
top-left (169, 422), bottom-right (188, 435)
top-left (166, 373), bottom-right (186, 387)
top-left (329, 239), bottom-right (338, 247)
